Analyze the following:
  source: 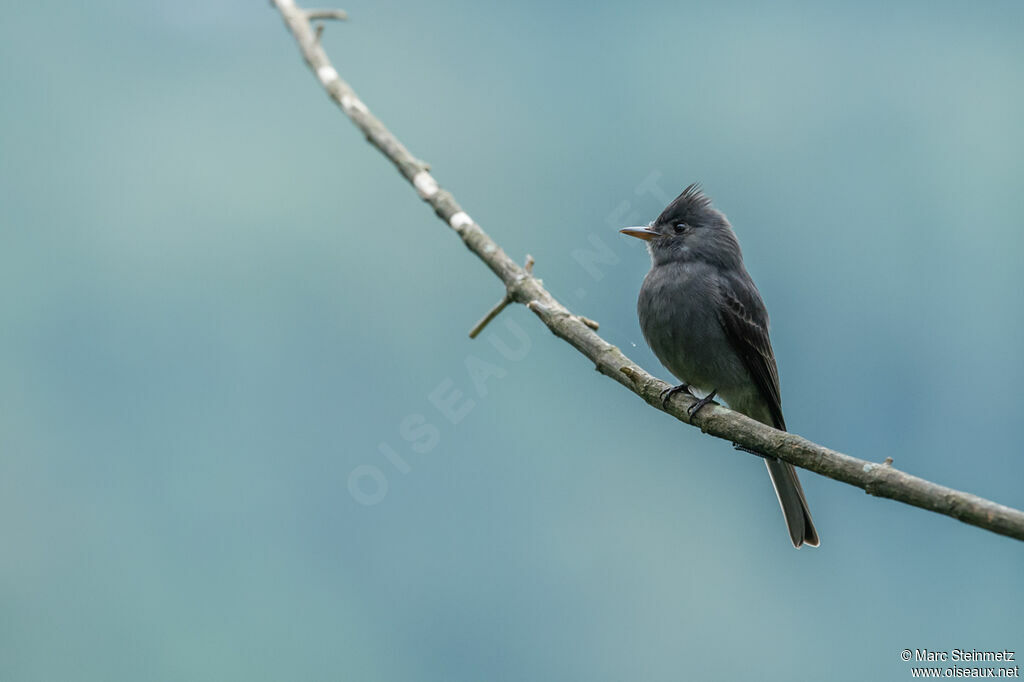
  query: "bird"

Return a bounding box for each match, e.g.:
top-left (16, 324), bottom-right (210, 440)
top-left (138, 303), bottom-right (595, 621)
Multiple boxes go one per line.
top-left (620, 183), bottom-right (819, 548)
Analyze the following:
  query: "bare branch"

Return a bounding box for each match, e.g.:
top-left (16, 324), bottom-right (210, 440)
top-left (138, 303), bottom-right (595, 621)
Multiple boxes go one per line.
top-left (271, 0), bottom-right (1024, 543)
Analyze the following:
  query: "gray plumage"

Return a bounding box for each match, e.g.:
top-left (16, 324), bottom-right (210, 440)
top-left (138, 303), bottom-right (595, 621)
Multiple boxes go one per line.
top-left (623, 184), bottom-right (819, 548)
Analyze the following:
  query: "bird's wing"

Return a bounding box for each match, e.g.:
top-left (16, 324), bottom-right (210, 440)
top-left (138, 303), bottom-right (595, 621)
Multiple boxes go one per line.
top-left (716, 274), bottom-right (786, 431)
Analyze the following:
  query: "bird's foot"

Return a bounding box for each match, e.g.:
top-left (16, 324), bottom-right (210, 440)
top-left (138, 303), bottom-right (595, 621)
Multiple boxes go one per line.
top-left (686, 389), bottom-right (718, 418)
top-left (659, 383), bottom-right (694, 409)
top-left (732, 442), bottom-right (778, 461)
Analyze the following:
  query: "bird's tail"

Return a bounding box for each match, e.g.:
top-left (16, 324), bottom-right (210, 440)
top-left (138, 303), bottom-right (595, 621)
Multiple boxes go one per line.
top-left (765, 459), bottom-right (819, 548)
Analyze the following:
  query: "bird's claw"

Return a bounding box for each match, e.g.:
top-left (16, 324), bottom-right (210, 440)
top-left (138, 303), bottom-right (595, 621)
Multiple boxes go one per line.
top-left (686, 389), bottom-right (718, 418)
top-left (660, 383), bottom-right (694, 409)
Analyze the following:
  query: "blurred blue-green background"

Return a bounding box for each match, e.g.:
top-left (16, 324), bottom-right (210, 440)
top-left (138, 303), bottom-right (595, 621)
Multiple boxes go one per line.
top-left (2, 1), bottom-right (1022, 680)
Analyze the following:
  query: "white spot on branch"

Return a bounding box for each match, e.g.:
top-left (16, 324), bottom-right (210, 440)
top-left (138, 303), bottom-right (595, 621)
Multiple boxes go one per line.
top-left (413, 171), bottom-right (439, 198)
top-left (340, 94), bottom-right (368, 114)
top-left (317, 65), bottom-right (339, 85)
top-left (449, 211), bottom-right (473, 230)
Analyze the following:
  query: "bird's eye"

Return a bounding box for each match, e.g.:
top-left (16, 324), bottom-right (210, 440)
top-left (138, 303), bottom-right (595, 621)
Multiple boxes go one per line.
top-left (673, 223), bottom-right (688, 234)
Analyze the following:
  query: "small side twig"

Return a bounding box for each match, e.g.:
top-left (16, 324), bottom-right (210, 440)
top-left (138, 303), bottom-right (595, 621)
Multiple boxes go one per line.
top-left (468, 255), bottom-right (535, 339)
top-left (305, 8), bottom-right (348, 20)
top-left (468, 298), bottom-right (511, 339)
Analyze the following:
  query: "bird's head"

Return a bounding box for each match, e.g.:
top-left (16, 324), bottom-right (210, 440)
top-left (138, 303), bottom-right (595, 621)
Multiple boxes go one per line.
top-left (620, 183), bottom-right (742, 269)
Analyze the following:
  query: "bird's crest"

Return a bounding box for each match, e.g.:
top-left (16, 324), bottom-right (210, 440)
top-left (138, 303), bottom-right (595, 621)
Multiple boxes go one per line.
top-left (656, 182), bottom-right (712, 224)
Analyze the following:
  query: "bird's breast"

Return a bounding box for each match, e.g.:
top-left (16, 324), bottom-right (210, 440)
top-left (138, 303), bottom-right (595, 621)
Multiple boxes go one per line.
top-left (637, 263), bottom-right (744, 393)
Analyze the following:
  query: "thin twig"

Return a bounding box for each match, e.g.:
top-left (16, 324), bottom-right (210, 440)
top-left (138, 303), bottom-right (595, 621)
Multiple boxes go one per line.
top-left (469, 297), bottom-right (511, 339)
top-left (305, 8), bottom-right (348, 20)
top-left (271, 0), bottom-right (1024, 543)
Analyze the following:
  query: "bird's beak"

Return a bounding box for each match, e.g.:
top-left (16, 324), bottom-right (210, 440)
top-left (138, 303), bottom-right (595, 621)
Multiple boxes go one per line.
top-left (619, 226), bottom-right (660, 241)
